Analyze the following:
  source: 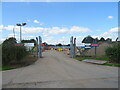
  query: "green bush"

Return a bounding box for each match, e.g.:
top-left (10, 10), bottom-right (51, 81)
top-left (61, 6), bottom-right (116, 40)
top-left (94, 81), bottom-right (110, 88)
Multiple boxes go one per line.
top-left (2, 37), bottom-right (28, 65)
top-left (105, 43), bottom-right (120, 63)
top-left (15, 46), bottom-right (28, 61)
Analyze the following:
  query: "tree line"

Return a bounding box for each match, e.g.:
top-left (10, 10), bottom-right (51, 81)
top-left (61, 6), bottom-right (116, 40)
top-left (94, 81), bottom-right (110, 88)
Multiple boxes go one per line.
top-left (82, 35), bottom-right (112, 43)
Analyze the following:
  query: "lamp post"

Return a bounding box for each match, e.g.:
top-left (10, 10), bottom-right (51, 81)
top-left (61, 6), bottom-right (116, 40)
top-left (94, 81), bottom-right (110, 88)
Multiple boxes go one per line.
top-left (16, 23), bottom-right (26, 43)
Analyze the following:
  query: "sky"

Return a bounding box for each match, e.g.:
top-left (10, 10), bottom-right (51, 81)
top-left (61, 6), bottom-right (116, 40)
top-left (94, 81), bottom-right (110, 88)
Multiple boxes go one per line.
top-left (0, 2), bottom-right (119, 45)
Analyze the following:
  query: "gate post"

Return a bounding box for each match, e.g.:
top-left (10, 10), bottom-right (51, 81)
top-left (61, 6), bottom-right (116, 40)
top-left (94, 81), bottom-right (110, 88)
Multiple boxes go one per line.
top-left (70, 36), bottom-right (76, 58)
top-left (73, 38), bottom-right (76, 58)
top-left (70, 36), bottom-right (74, 58)
top-left (38, 36), bottom-right (42, 58)
top-left (36, 37), bottom-right (38, 58)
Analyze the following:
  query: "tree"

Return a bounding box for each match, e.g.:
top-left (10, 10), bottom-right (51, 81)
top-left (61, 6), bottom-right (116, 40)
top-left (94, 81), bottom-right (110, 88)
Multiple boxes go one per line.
top-left (2, 37), bottom-right (28, 65)
top-left (106, 38), bottom-right (112, 42)
top-left (116, 37), bottom-right (119, 41)
top-left (82, 35), bottom-right (94, 43)
top-left (94, 38), bottom-right (99, 43)
top-left (21, 39), bottom-right (37, 46)
top-left (99, 37), bottom-right (105, 42)
top-left (67, 44), bottom-right (70, 46)
top-left (42, 42), bottom-right (48, 46)
top-left (3, 37), bottom-right (17, 45)
top-left (56, 43), bottom-right (62, 46)
top-left (105, 44), bottom-right (120, 63)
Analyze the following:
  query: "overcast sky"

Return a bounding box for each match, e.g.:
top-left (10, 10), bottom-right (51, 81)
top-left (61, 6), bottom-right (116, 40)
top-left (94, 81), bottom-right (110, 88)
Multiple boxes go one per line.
top-left (0, 2), bottom-right (119, 45)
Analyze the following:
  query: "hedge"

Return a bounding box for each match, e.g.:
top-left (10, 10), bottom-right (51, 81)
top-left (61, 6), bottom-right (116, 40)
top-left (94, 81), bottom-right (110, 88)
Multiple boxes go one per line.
top-left (105, 43), bottom-right (120, 63)
top-left (2, 38), bottom-right (28, 65)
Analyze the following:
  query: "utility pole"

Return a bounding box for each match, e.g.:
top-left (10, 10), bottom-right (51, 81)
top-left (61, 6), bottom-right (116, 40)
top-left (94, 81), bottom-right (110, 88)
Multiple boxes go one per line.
top-left (13, 27), bottom-right (15, 38)
top-left (20, 26), bottom-right (22, 42)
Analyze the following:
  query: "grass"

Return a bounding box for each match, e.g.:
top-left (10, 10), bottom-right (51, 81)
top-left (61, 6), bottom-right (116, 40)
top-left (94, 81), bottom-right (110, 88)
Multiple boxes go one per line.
top-left (103, 63), bottom-right (120, 67)
top-left (75, 56), bottom-right (120, 67)
top-left (0, 66), bottom-right (15, 71)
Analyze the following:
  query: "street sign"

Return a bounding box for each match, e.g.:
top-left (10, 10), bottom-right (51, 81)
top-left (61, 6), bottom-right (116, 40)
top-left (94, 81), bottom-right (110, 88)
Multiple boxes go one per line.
top-left (91, 43), bottom-right (99, 47)
top-left (15, 43), bottom-right (24, 46)
top-left (81, 46), bottom-right (85, 48)
top-left (85, 47), bottom-right (91, 48)
top-left (85, 43), bottom-right (91, 48)
top-left (24, 43), bottom-right (34, 47)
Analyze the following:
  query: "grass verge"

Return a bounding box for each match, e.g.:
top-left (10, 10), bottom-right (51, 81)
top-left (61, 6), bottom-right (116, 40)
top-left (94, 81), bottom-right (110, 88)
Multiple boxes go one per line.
top-left (103, 63), bottom-right (120, 67)
top-left (75, 56), bottom-right (120, 67)
top-left (75, 56), bottom-right (109, 61)
top-left (0, 66), bottom-right (15, 71)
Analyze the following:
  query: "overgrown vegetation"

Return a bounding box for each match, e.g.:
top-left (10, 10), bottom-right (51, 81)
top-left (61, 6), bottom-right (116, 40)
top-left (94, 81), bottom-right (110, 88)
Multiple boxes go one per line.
top-left (0, 54), bottom-right (37, 71)
top-left (75, 56), bottom-right (109, 61)
top-left (2, 37), bottom-right (28, 66)
top-left (105, 43), bottom-right (120, 63)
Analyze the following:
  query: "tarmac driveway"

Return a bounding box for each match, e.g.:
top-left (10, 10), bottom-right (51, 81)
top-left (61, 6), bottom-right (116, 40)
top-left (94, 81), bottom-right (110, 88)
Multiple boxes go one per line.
top-left (2, 50), bottom-right (118, 88)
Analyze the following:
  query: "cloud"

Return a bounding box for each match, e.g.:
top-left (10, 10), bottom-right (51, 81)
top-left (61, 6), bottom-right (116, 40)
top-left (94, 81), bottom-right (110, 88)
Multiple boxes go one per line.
top-left (109, 27), bottom-right (120, 33)
top-left (2, 25), bottom-right (92, 35)
top-left (70, 26), bottom-right (91, 33)
top-left (101, 27), bottom-right (119, 36)
top-left (58, 36), bottom-right (69, 44)
top-left (22, 27), bottom-right (45, 34)
top-left (22, 35), bottom-right (35, 39)
top-left (2, 25), bottom-right (20, 33)
top-left (0, 25), bottom-right (3, 29)
top-left (0, 25), bottom-right (3, 32)
top-left (0, 38), bottom-right (6, 44)
top-left (108, 16), bottom-right (113, 19)
top-left (46, 26), bottom-right (91, 35)
top-left (2, 25), bottom-right (45, 34)
top-left (43, 36), bottom-right (70, 45)
top-left (100, 27), bottom-right (119, 41)
top-left (3, 25), bottom-right (15, 31)
top-left (33, 20), bottom-right (43, 25)
top-left (75, 36), bottom-right (84, 46)
top-left (8, 33), bottom-right (18, 37)
top-left (2, 25), bottom-right (92, 44)
top-left (34, 20), bottom-right (39, 24)
top-left (27, 20), bottom-right (30, 22)
top-left (48, 27), bottom-right (68, 35)
top-left (43, 33), bottom-right (48, 37)
top-left (6, 34), bottom-right (35, 42)
top-left (44, 36), bottom-right (55, 44)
